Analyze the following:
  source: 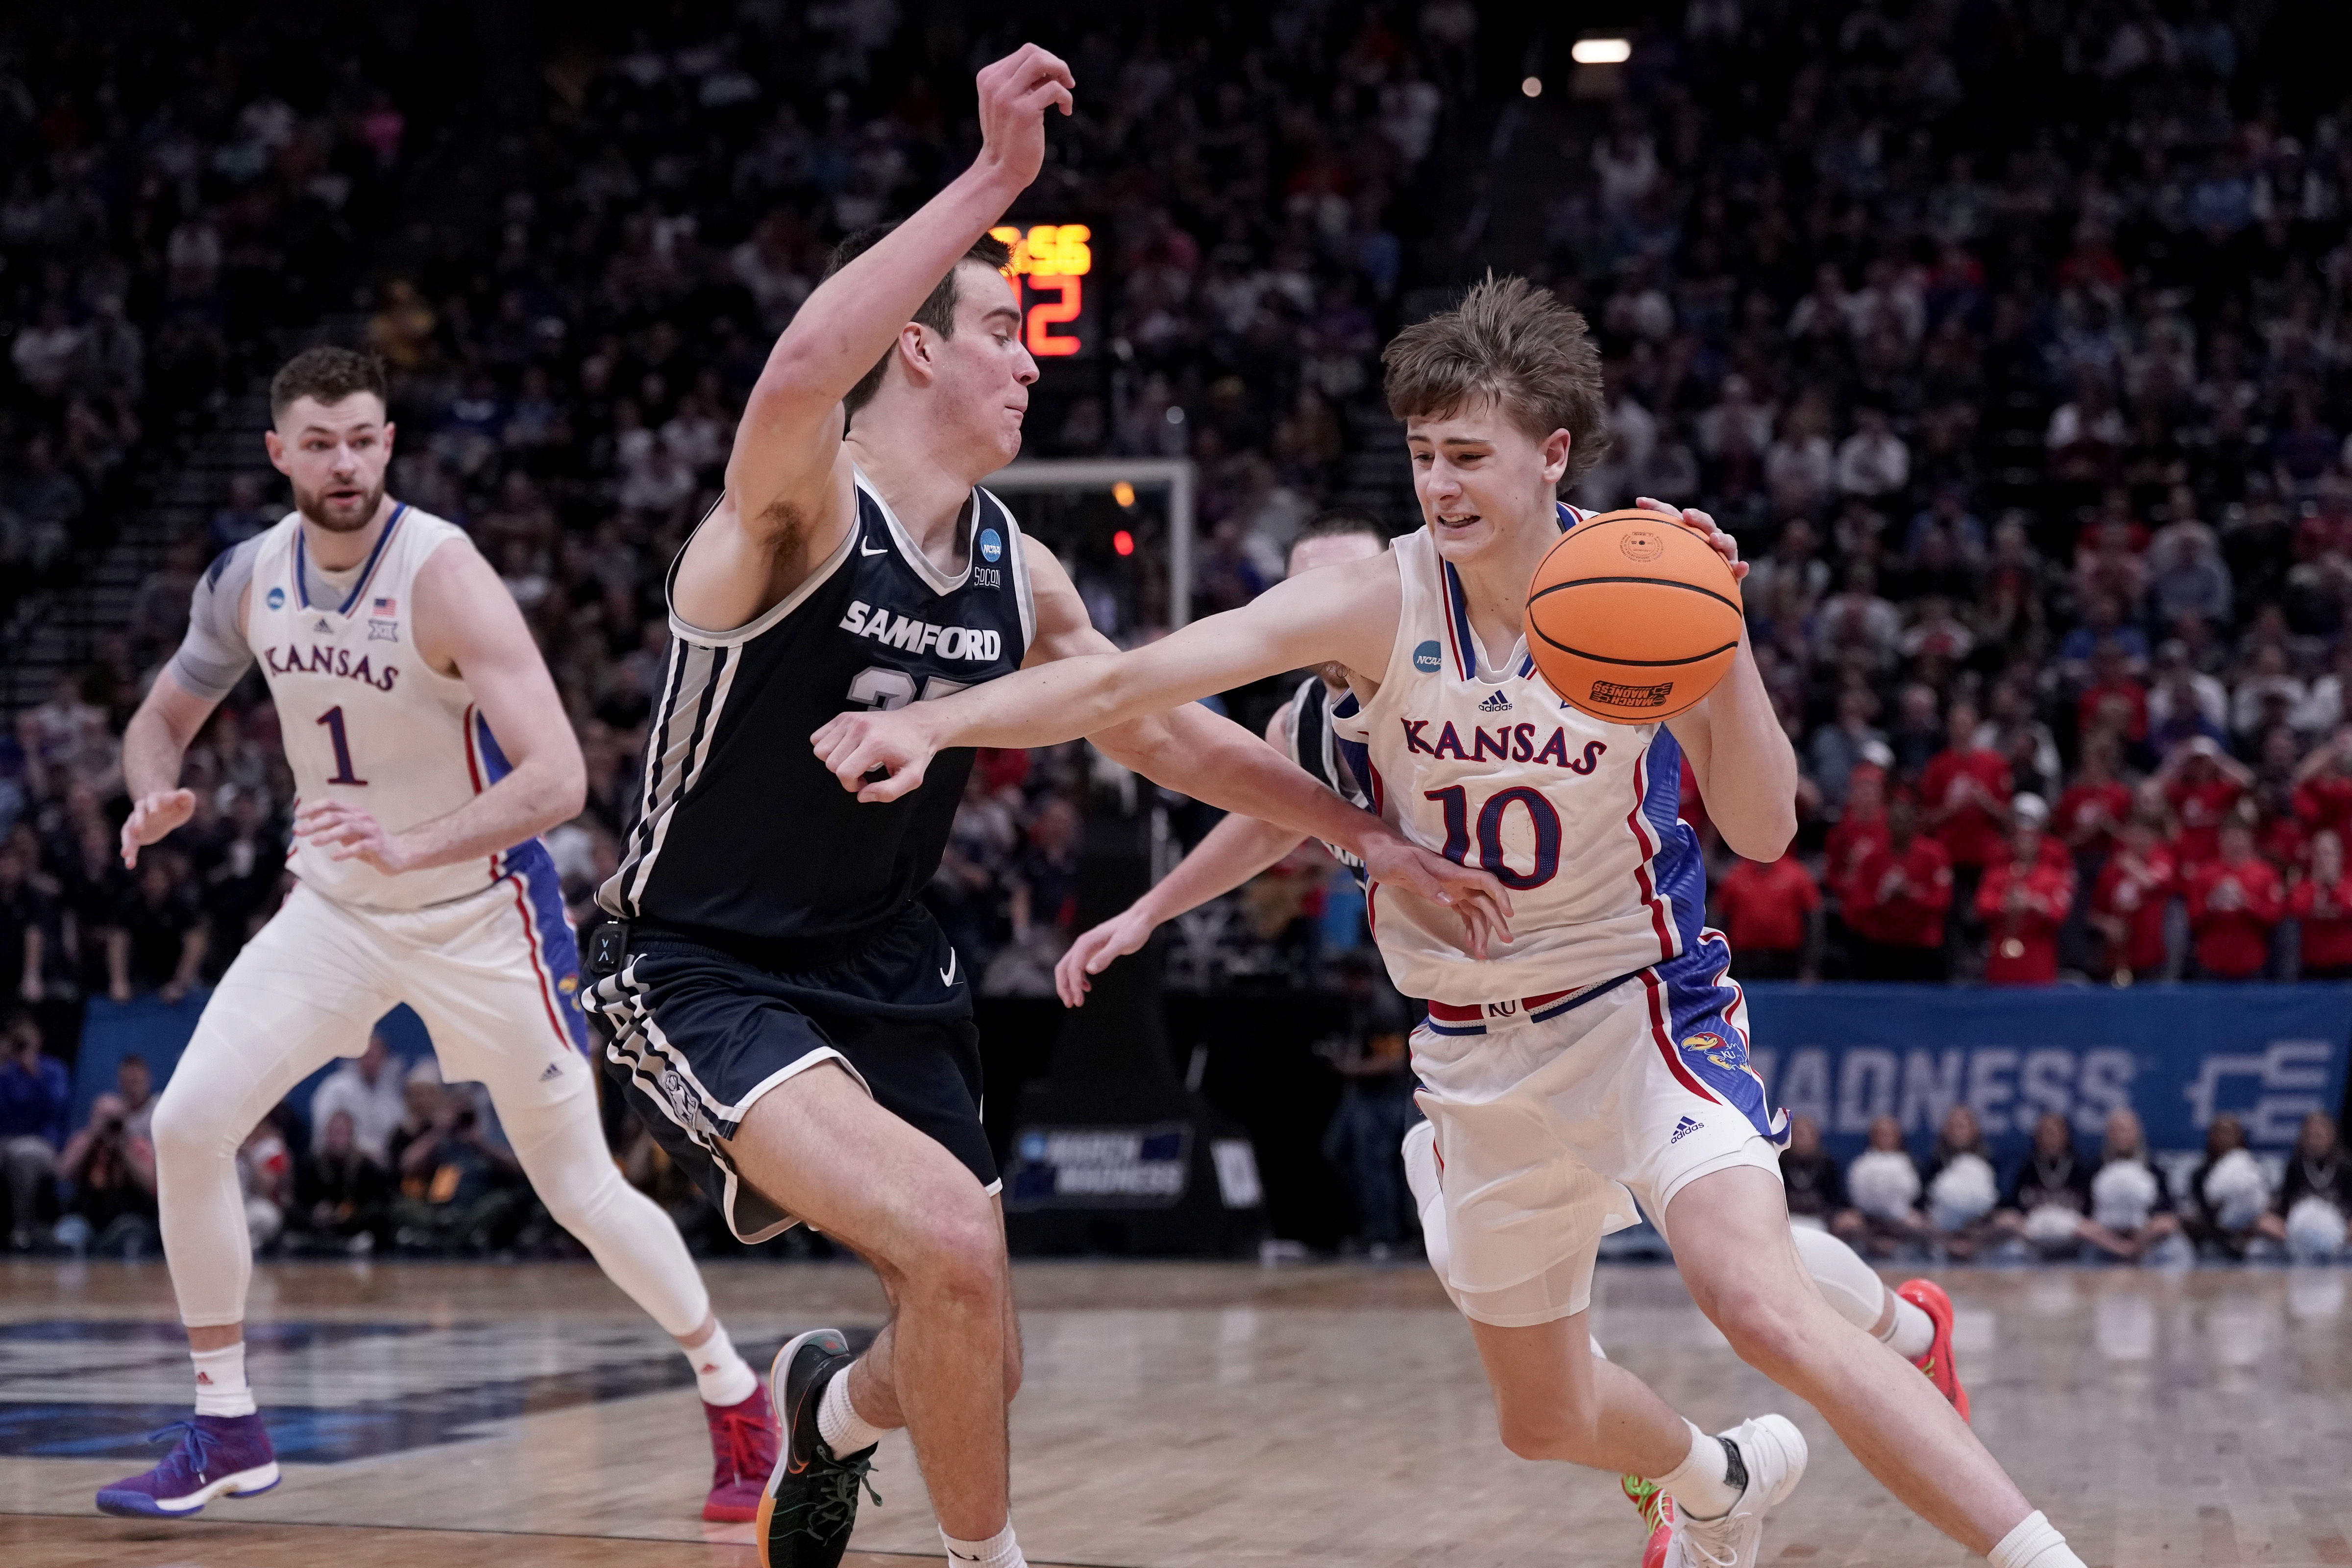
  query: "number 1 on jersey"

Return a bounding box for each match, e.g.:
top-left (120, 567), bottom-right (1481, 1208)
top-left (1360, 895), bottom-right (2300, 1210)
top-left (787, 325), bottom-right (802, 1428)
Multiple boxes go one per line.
top-left (317, 706), bottom-right (367, 785)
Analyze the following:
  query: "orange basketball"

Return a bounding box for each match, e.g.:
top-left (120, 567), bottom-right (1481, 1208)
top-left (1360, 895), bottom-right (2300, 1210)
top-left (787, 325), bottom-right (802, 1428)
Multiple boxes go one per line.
top-left (1525, 509), bottom-right (1744, 723)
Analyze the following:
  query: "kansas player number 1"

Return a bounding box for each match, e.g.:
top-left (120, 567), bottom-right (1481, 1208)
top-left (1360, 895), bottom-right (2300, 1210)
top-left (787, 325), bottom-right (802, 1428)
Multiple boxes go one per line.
top-left (316, 705), bottom-right (368, 785)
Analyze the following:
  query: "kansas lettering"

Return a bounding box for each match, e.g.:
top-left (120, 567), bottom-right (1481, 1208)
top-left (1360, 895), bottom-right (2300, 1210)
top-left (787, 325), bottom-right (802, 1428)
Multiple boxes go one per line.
top-left (263, 643), bottom-right (400, 691)
top-left (1399, 718), bottom-right (1605, 772)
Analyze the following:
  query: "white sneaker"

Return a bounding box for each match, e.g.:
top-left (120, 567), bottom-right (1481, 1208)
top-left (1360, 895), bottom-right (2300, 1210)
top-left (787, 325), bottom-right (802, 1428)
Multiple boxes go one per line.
top-left (1662, 1414), bottom-right (1808, 1568)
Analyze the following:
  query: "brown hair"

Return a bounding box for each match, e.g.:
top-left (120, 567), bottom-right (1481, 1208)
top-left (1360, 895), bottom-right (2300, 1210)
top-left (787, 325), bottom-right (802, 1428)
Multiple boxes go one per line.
top-left (270, 346), bottom-right (388, 421)
top-left (1288, 507), bottom-right (1388, 565)
top-left (824, 225), bottom-right (1016, 415)
top-left (1380, 274), bottom-right (1610, 481)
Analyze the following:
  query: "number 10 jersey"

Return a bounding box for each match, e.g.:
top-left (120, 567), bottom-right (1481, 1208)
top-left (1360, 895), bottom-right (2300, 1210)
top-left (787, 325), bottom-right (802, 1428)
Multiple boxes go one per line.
top-left (1332, 511), bottom-right (1712, 1006)
top-left (246, 503), bottom-right (516, 910)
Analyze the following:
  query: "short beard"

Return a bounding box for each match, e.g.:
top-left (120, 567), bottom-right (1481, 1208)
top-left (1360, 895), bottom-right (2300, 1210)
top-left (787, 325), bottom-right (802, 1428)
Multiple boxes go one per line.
top-left (294, 475), bottom-right (386, 534)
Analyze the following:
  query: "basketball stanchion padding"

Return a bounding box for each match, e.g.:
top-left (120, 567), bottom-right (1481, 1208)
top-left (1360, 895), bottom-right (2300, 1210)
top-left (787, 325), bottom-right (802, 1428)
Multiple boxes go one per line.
top-left (1525, 508), bottom-right (1745, 723)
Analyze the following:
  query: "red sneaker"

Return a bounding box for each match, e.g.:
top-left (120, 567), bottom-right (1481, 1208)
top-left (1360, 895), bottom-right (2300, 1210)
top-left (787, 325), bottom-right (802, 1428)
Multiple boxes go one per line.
top-left (1621, 1474), bottom-right (1675, 1568)
top-left (1896, 1277), bottom-right (1970, 1424)
top-left (703, 1387), bottom-right (782, 1522)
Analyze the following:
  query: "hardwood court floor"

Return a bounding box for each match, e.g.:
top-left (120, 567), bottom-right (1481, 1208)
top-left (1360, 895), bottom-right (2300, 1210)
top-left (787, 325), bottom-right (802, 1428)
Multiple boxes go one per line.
top-left (4, 1256), bottom-right (2352, 1567)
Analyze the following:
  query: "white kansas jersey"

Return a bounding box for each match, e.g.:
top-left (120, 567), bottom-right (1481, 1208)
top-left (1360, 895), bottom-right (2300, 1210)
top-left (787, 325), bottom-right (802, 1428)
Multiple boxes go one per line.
top-left (246, 505), bottom-right (520, 910)
top-left (1334, 505), bottom-right (1711, 1005)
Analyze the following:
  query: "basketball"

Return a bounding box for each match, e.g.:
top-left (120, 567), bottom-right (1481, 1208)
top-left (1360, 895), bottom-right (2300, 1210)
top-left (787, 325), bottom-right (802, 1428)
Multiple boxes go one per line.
top-left (1524, 509), bottom-right (1745, 723)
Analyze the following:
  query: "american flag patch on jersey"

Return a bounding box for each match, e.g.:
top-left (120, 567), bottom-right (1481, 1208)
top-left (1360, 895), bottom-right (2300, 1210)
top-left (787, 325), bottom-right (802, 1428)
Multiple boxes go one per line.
top-left (372, 595), bottom-right (397, 615)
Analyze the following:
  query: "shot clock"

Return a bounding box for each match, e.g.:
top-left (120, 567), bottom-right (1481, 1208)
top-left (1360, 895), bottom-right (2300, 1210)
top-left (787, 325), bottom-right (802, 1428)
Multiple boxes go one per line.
top-left (990, 222), bottom-right (1096, 359)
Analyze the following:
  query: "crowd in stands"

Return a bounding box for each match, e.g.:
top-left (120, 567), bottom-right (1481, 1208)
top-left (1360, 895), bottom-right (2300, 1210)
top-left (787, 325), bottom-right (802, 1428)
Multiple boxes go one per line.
top-left (1778, 1105), bottom-right (2352, 1267)
top-left (8, 3), bottom-right (2352, 1250)
top-left (0, 9), bottom-right (413, 619)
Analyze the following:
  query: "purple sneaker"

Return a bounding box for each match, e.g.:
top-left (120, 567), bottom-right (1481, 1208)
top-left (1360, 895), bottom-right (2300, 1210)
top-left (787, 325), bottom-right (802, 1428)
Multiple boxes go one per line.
top-left (95, 1414), bottom-right (280, 1518)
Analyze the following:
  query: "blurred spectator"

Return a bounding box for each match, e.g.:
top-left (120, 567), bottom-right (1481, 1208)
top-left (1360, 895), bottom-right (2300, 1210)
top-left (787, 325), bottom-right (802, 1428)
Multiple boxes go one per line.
top-left (2181, 1113), bottom-right (2271, 1259)
top-left (1919, 1105), bottom-right (2001, 1262)
top-left (0, 1010), bottom-right (68, 1249)
top-left (2157, 738), bottom-right (2251, 868)
top-left (1841, 1113), bottom-right (1926, 1258)
top-left (1316, 953), bottom-right (1415, 1254)
top-left (2079, 1108), bottom-right (2180, 1263)
top-left (290, 1108), bottom-right (392, 1255)
top-left (114, 1054), bottom-right (155, 1145)
top-left (2254, 1111), bottom-right (2352, 1262)
top-left (1977, 817), bottom-right (2072, 986)
top-left (108, 855), bottom-right (207, 1004)
top-left (1920, 701), bottom-right (2011, 886)
top-left (309, 1030), bottom-right (409, 1163)
top-left (1844, 795), bottom-right (1954, 980)
top-left (2186, 820), bottom-right (2285, 979)
top-left (239, 1109), bottom-right (294, 1250)
top-left (1714, 853), bottom-right (1820, 981)
top-left (2088, 819), bottom-right (2180, 983)
top-left (390, 1071), bottom-right (524, 1253)
top-left (1778, 1115), bottom-right (1851, 1231)
top-left (2291, 830), bottom-right (2352, 980)
top-left (1994, 1111), bottom-right (2094, 1260)
top-left (54, 1089), bottom-right (157, 1257)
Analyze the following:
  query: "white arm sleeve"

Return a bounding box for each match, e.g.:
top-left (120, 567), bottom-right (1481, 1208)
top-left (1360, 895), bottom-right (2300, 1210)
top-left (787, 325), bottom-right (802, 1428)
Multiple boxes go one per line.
top-left (165, 538), bottom-right (262, 702)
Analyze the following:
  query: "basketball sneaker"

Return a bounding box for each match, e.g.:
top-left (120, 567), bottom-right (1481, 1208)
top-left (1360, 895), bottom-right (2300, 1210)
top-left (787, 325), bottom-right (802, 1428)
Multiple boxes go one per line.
top-left (758, 1328), bottom-right (880, 1568)
top-left (94, 1414), bottom-right (280, 1518)
top-left (1896, 1278), bottom-right (1971, 1422)
top-left (1622, 1474), bottom-right (1676, 1568)
top-left (1659, 1414), bottom-right (1807, 1568)
top-left (704, 1385), bottom-right (783, 1522)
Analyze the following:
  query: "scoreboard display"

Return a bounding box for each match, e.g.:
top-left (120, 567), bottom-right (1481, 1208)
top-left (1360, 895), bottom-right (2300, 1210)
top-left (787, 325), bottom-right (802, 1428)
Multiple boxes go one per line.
top-left (992, 222), bottom-right (1095, 359)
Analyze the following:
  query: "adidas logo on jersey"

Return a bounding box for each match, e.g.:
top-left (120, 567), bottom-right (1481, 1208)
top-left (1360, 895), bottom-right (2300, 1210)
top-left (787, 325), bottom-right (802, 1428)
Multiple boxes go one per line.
top-left (1476, 690), bottom-right (1512, 713)
top-left (836, 600), bottom-right (1003, 662)
top-left (1670, 1116), bottom-right (1703, 1144)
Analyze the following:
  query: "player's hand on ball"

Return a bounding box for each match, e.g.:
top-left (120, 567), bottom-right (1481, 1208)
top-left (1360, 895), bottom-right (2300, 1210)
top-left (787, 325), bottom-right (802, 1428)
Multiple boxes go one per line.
top-left (296, 800), bottom-right (413, 874)
top-left (1357, 834), bottom-right (1515, 959)
top-left (811, 710), bottom-right (937, 803)
top-left (974, 43), bottom-right (1075, 190)
top-left (1055, 906), bottom-right (1158, 1007)
top-left (120, 788), bottom-right (196, 868)
top-left (1636, 496), bottom-right (1747, 583)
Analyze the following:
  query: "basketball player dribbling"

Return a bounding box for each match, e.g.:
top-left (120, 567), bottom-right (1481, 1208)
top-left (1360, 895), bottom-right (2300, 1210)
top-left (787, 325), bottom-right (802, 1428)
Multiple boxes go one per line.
top-left (98, 348), bottom-right (782, 1522)
top-left (1052, 507), bottom-right (1971, 1567)
top-left (577, 46), bottom-right (1503, 1568)
top-left (815, 279), bottom-right (2085, 1568)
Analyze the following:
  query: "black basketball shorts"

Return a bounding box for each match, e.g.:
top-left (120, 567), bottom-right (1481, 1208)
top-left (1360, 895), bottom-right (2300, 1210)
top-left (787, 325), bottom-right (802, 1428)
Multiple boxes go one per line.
top-left (584, 903), bottom-right (996, 1243)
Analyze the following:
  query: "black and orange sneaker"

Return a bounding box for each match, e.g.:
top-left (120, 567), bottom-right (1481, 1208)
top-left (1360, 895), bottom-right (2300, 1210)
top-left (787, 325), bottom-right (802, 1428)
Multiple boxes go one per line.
top-left (1622, 1474), bottom-right (1676, 1568)
top-left (758, 1328), bottom-right (880, 1568)
top-left (1896, 1277), bottom-right (1971, 1423)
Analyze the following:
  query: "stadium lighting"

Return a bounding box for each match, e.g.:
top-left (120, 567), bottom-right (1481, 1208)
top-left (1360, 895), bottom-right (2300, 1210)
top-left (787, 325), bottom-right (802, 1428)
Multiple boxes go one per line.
top-left (1113, 481), bottom-right (1137, 508)
top-left (1521, 76), bottom-right (1543, 98)
top-left (1114, 529), bottom-right (1136, 557)
top-left (1572, 38), bottom-right (1632, 64)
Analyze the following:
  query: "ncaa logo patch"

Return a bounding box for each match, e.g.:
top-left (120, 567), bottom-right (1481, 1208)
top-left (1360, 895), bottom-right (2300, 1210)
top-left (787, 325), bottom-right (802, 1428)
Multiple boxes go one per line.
top-left (978, 528), bottom-right (1003, 564)
top-left (1412, 639), bottom-right (1443, 673)
top-left (266, 586), bottom-right (286, 609)
top-left (1683, 1029), bottom-right (1746, 1071)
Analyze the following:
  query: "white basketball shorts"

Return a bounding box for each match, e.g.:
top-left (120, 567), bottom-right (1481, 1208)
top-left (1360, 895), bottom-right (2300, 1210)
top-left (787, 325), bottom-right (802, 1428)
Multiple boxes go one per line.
top-left (200, 846), bottom-right (593, 1111)
top-left (1412, 944), bottom-right (1788, 1328)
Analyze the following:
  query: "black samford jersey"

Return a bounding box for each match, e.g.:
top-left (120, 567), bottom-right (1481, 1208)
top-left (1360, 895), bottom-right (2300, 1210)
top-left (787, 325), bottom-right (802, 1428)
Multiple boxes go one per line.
top-left (599, 475), bottom-right (1035, 942)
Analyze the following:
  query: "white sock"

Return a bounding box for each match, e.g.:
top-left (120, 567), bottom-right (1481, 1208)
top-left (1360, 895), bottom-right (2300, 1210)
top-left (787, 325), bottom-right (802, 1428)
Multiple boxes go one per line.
top-left (942, 1519), bottom-right (1025, 1568)
top-left (1883, 1293), bottom-right (1936, 1362)
top-left (818, 1364), bottom-right (889, 1457)
top-left (192, 1342), bottom-right (256, 1419)
top-left (1648, 1420), bottom-right (1742, 1521)
top-left (686, 1322), bottom-right (758, 1407)
top-left (1987, 1510), bottom-right (2086, 1568)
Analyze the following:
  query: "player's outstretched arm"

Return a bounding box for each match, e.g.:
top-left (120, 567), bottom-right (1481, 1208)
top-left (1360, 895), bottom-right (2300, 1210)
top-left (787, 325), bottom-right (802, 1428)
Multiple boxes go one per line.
top-left (295, 540), bottom-right (586, 875)
top-left (120, 672), bottom-right (223, 868)
top-left (710, 46), bottom-right (1074, 577)
top-left (925, 543), bottom-right (1510, 954)
top-left (1646, 498), bottom-right (1800, 861)
top-left (1056, 703), bottom-right (1315, 1006)
top-left (812, 547), bottom-right (1395, 799)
